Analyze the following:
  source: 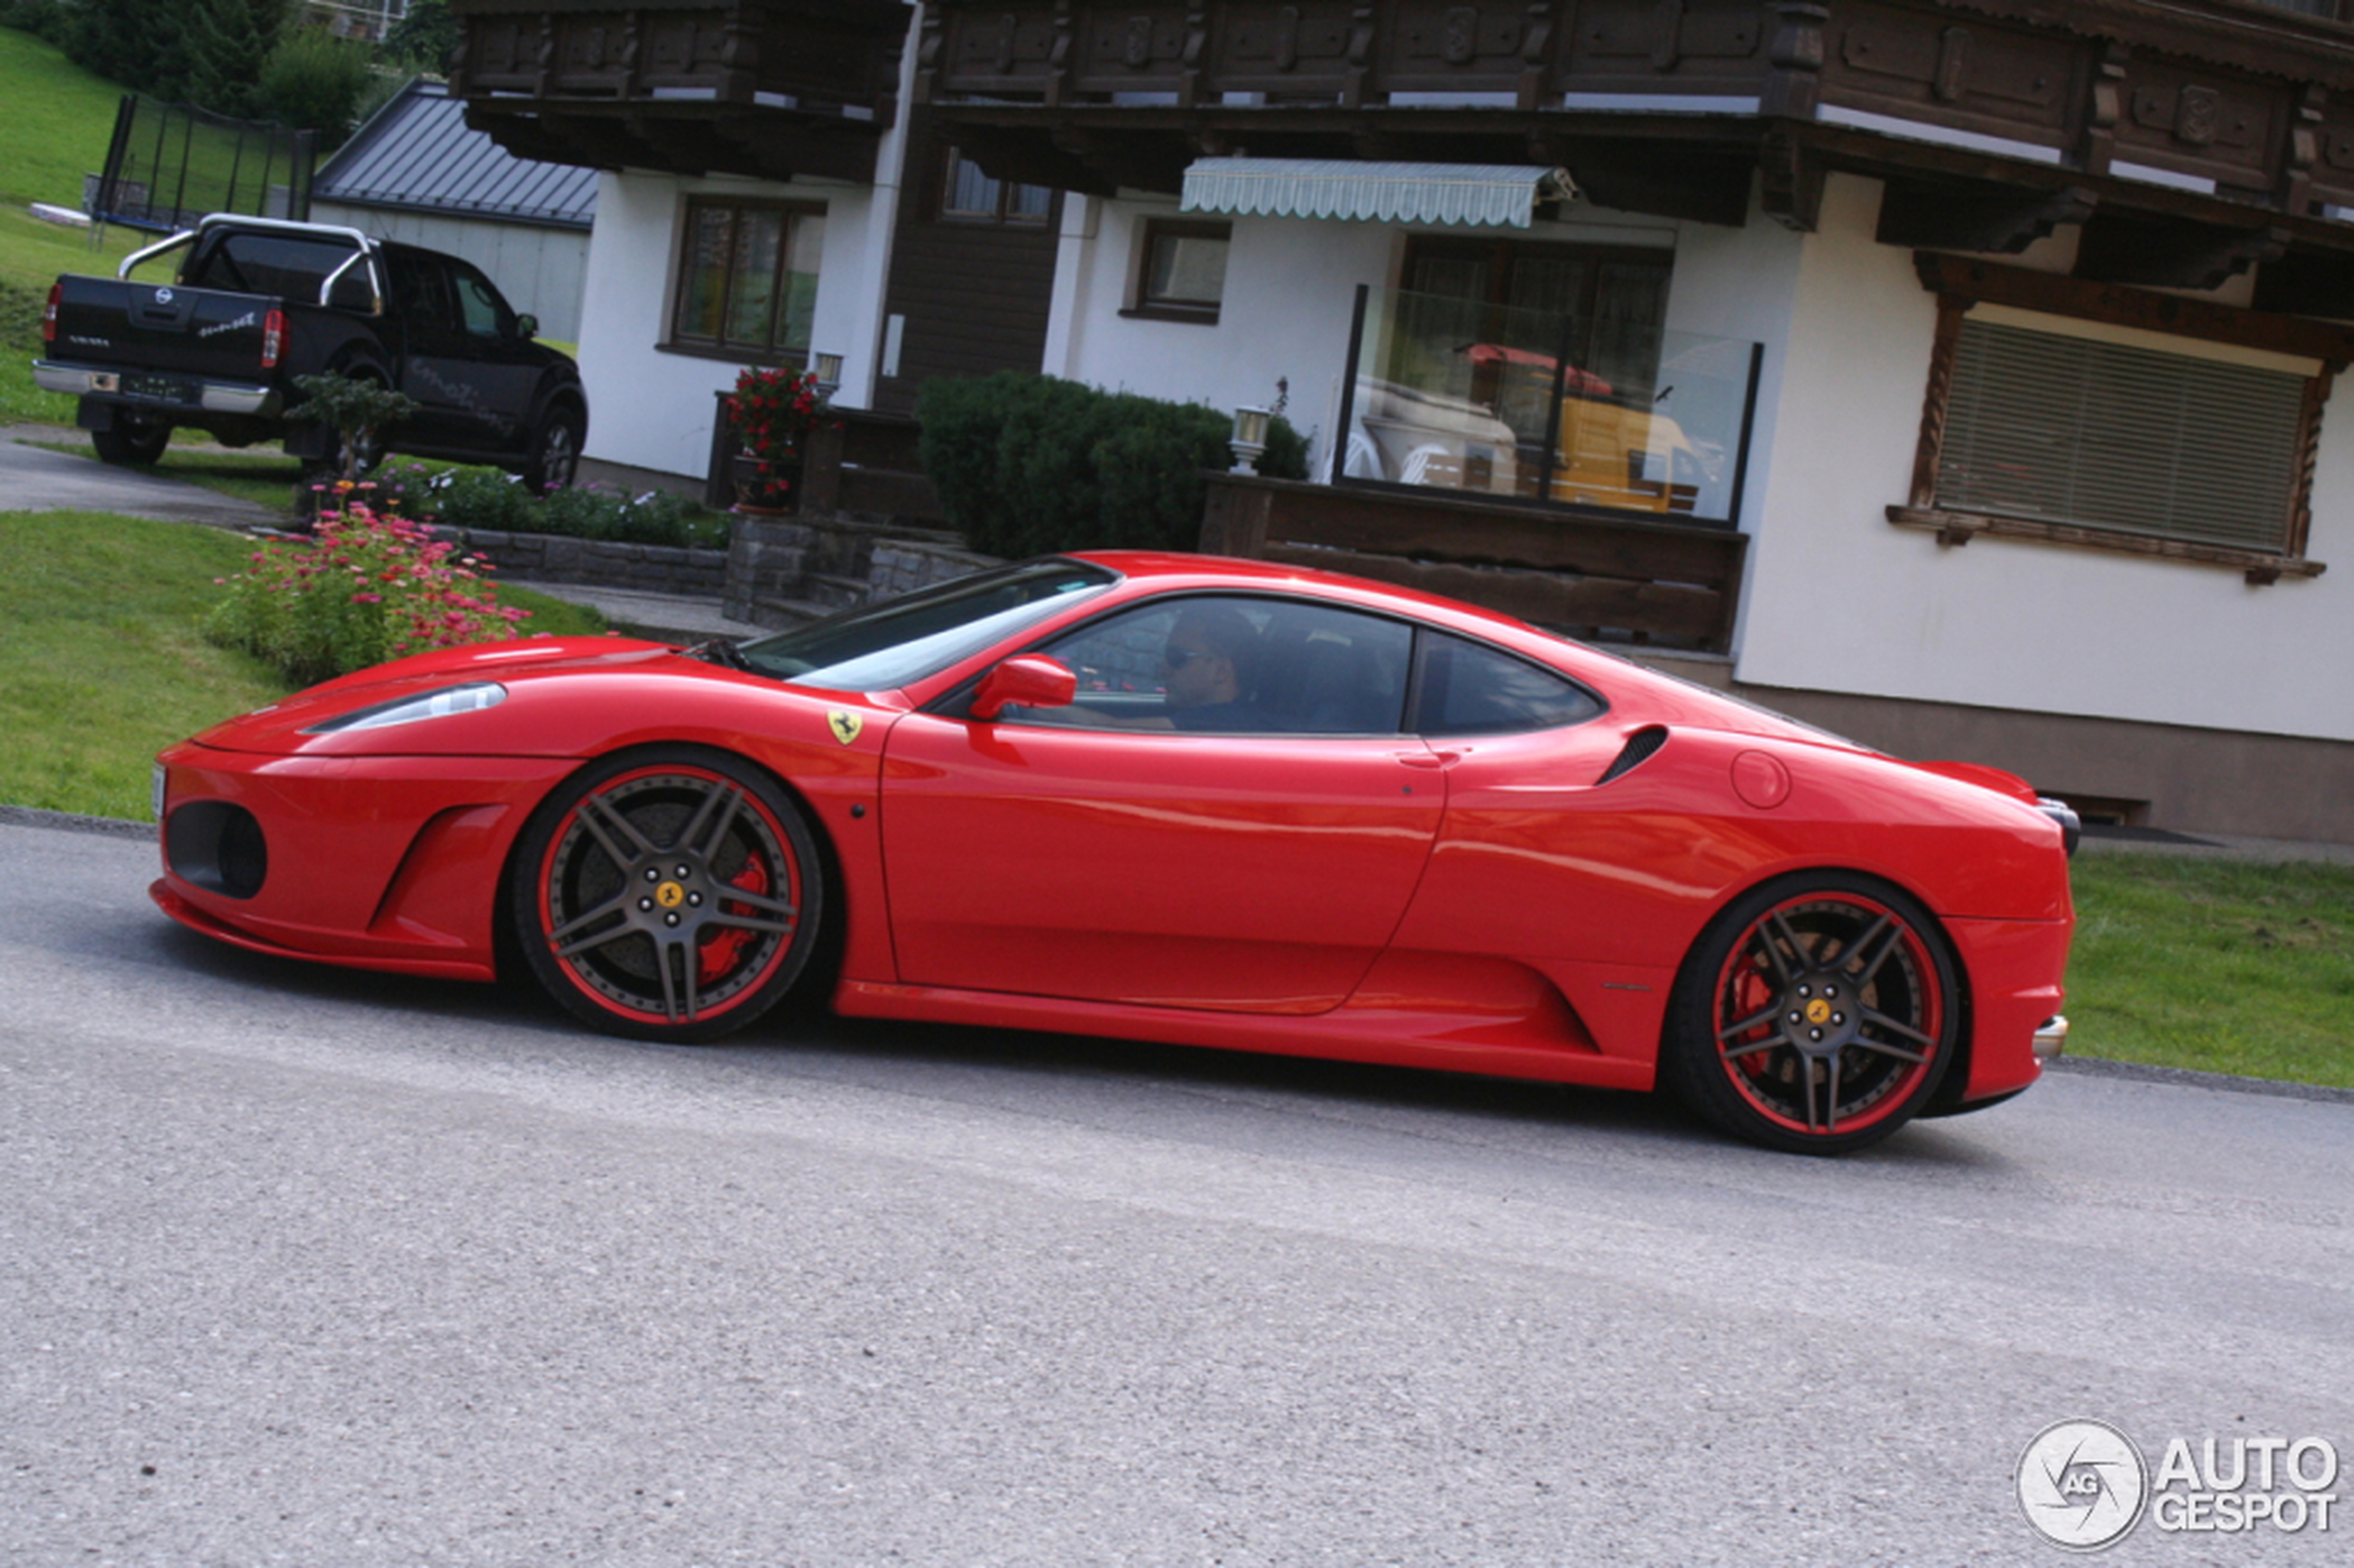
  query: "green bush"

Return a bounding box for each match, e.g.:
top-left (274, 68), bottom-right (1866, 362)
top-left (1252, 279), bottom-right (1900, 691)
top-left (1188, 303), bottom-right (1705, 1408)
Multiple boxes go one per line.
top-left (915, 373), bottom-right (1309, 558)
top-left (419, 464), bottom-right (536, 533)
top-left (536, 483), bottom-right (725, 549)
top-left (0, 1), bottom-right (75, 49)
top-left (259, 24), bottom-right (373, 143)
top-left (400, 465), bottom-right (728, 550)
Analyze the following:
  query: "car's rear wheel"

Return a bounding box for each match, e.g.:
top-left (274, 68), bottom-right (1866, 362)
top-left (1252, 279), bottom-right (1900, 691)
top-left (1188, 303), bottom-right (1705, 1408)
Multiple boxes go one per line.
top-left (513, 748), bottom-right (822, 1043)
top-left (92, 416), bottom-right (170, 466)
top-left (1663, 873), bottom-right (1957, 1155)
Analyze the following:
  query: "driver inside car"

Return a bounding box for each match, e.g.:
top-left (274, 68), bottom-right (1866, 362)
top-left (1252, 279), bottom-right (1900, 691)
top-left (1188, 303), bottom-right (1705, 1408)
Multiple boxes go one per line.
top-left (1158, 601), bottom-right (1272, 730)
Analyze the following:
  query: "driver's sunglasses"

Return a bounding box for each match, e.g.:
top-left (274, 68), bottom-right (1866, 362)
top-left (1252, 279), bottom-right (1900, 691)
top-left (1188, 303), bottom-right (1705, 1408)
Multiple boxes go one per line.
top-left (1161, 646), bottom-right (1211, 670)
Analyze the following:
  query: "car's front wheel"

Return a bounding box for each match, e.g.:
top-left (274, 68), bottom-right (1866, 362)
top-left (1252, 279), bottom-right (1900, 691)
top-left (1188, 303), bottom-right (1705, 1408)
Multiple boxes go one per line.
top-left (523, 402), bottom-right (583, 493)
top-left (1663, 873), bottom-right (1958, 1155)
top-left (512, 748), bottom-right (823, 1043)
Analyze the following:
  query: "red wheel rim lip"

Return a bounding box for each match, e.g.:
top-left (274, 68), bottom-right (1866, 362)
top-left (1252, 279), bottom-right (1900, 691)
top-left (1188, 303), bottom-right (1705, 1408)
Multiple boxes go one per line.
top-left (537, 765), bottom-right (802, 1027)
top-left (1712, 892), bottom-right (1944, 1139)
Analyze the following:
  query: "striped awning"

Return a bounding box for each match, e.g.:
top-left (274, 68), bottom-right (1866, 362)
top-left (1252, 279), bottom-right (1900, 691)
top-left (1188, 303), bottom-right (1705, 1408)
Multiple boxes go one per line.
top-left (1179, 159), bottom-right (1576, 229)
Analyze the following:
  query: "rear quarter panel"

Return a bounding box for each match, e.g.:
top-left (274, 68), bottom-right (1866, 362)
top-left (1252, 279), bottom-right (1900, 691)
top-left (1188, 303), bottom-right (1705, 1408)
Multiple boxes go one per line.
top-left (1387, 722), bottom-right (2071, 1065)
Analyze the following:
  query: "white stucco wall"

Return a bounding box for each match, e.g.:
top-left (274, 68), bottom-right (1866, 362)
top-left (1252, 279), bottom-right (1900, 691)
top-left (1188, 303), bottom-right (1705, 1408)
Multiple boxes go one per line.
top-left (572, 171), bottom-right (893, 479)
top-left (1734, 173), bottom-right (2354, 745)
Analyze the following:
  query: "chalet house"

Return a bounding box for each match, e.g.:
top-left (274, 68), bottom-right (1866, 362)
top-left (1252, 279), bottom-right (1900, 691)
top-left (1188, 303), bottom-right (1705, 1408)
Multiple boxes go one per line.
top-left (449, 0), bottom-right (2354, 843)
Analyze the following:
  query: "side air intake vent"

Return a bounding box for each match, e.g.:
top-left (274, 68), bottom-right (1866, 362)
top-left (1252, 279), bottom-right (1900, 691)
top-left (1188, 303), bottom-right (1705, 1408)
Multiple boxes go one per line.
top-left (1597, 726), bottom-right (1668, 785)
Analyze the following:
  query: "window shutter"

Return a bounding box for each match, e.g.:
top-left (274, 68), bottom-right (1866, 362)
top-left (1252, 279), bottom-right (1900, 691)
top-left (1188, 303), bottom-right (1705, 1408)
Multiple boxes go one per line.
top-left (1937, 318), bottom-right (2305, 551)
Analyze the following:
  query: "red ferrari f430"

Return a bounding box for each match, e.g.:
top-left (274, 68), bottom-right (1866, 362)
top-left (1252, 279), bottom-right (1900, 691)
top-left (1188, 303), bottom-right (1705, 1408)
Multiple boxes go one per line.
top-left (153, 552), bottom-right (2075, 1153)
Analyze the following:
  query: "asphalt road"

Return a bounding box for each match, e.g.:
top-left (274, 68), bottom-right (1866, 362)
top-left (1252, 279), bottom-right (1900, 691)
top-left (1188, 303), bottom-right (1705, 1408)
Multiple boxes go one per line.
top-left (1, 425), bottom-right (279, 527)
top-left (3, 817), bottom-right (2349, 1567)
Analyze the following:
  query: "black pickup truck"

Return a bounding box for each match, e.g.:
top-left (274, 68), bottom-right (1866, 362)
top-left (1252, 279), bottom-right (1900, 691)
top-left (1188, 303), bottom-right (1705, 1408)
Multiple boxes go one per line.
top-left (35, 213), bottom-right (588, 489)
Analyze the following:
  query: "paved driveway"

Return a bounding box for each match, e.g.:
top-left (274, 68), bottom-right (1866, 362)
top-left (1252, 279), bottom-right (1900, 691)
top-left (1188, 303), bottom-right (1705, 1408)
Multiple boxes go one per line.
top-left (0, 424), bottom-right (280, 527)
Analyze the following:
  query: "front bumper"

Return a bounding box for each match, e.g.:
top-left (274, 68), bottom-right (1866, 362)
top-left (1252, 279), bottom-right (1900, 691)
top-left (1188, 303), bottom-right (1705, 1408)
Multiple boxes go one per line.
top-left (153, 742), bottom-right (577, 980)
top-left (34, 359), bottom-right (276, 416)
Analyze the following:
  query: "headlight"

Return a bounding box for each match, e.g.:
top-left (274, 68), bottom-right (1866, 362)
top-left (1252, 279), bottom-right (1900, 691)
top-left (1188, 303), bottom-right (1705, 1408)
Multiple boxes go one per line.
top-left (304, 681), bottom-right (507, 734)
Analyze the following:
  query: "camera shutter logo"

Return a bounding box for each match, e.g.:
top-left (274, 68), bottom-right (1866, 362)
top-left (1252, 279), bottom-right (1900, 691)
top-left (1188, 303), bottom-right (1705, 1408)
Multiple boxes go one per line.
top-left (2019, 1419), bottom-right (2149, 1550)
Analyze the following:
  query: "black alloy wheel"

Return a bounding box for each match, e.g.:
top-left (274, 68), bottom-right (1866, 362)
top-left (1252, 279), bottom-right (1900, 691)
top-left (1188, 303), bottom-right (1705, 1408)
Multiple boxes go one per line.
top-left (524, 404), bottom-right (583, 493)
top-left (1664, 872), bottom-right (1959, 1155)
top-left (513, 748), bottom-right (823, 1043)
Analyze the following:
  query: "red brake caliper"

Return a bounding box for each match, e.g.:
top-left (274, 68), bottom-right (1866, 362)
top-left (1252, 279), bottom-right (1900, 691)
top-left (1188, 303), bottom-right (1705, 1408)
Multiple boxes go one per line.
top-left (1730, 960), bottom-right (1775, 1088)
top-left (697, 853), bottom-right (773, 985)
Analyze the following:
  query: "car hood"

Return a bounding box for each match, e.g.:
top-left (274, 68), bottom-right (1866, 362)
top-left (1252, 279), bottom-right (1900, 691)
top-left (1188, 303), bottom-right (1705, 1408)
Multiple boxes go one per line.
top-left (187, 637), bottom-right (726, 756)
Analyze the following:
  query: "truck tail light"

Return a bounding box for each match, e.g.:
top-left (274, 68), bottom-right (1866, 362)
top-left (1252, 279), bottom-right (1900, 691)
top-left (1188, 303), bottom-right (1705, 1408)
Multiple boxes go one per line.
top-left (261, 308), bottom-right (285, 369)
top-left (43, 282), bottom-right (60, 343)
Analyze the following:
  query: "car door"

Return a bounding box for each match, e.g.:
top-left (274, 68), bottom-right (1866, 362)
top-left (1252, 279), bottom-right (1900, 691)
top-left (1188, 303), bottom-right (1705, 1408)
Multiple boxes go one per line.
top-left (385, 248), bottom-right (470, 449)
top-left (880, 593), bottom-right (1444, 1014)
top-left (443, 259), bottom-right (545, 458)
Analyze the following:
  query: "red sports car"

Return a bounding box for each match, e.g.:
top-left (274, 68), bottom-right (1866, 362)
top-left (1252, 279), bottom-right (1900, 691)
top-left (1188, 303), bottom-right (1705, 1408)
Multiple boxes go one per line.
top-left (152, 551), bottom-right (2076, 1153)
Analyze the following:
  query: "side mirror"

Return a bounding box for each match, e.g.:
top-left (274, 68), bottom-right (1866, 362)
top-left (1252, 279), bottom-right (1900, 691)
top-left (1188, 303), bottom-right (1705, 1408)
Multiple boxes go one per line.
top-left (971, 654), bottom-right (1075, 720)
top-left (515, 312), bottom-right (538, 340)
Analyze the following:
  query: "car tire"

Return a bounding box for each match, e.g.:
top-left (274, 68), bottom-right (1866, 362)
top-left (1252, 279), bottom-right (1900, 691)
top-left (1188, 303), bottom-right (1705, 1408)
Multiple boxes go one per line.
top-left (92, 417), bottom-right (170, 466)
top-left (522, 402), bottom-right (583, 494)
top-left (1661, 871), bottom-right (1958, 1155)
top-left (511, 747), bottom-right (824, 1043)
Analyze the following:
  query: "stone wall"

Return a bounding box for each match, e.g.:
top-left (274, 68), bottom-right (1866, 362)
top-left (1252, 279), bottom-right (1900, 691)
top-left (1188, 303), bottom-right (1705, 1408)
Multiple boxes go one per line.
top-left (428, 525), bottom-right (729, 597)
top-left (429, 519), bottom-right (993, 630)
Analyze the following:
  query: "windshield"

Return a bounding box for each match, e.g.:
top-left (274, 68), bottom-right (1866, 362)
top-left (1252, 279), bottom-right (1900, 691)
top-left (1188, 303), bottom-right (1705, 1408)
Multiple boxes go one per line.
top-left (735, 558), bottom-right (1119, 692)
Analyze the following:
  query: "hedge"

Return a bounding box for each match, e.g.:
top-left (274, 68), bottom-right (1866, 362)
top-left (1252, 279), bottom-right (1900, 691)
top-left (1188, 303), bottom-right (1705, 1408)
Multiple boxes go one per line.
top-left (915, 372), bottom-right (1309, 558)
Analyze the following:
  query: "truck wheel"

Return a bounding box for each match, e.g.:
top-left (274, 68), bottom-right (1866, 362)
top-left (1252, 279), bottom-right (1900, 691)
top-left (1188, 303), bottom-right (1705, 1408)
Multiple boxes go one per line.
top-left (92, 418), bottom-right (170, 466)
top-left (523, 404), bottom-right (583, 494)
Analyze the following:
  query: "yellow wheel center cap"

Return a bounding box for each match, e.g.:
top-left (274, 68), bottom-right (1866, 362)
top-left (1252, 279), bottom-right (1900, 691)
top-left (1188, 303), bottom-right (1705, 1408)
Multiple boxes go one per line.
top-left (656, 881), bottom-right (687, 909)
top-left (1804, 998), bottom-right (1833, 1025)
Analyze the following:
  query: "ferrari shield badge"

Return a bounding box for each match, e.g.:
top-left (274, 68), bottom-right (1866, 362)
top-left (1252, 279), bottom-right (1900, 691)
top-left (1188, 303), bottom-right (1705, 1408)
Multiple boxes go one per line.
top-left (827, 710), bottom-right (863, 746)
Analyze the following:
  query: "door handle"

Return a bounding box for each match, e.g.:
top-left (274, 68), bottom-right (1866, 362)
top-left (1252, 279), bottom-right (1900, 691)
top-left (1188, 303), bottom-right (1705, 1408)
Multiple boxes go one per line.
top-left (1394, 751), bottom-right (1461, 770)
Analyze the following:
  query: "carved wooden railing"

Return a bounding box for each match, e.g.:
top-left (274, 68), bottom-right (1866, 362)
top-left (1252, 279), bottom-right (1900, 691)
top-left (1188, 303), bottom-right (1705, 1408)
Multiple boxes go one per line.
top-left (449, 0), bottom-right (912, 182)
top-left (921, 0), bottom-right (2354, 230)
top-left (1200, 474), bottom-right (1747, 651)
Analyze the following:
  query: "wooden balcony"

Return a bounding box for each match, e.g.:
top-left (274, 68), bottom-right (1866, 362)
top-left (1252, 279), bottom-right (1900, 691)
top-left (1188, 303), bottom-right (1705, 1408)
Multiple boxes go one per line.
top-left (924, 0), bottom-right (2354, 290)
top-left (449, 0), bottom-right (913, 183)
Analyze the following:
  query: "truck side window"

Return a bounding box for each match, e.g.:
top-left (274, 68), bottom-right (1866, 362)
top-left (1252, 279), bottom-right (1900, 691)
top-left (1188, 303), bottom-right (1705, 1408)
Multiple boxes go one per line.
top-left (449, 265), bottom-right (513, 340)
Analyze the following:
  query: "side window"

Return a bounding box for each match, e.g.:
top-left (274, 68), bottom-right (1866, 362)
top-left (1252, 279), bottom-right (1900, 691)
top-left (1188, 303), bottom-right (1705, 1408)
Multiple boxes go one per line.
top-left (449, 263), bottom-right (513, 339)
top-left (1006, 596), bottom-right (1411, 735)
top-left (1128, 219), bottom-right (1229, 324)
top-left (1412, 633), bottom-right (1603, 736)
top-left (940, 146), bottom-right (1054, 225)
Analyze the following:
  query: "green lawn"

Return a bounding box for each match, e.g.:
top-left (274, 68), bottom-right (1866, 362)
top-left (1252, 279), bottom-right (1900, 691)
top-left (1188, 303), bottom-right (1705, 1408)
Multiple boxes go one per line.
top-left (2065, 853), bottom-right (2354, 1088)
top-left (0, 26), bottom-right (135, 210)
top-left (0, 511), bottom-right (606, 821)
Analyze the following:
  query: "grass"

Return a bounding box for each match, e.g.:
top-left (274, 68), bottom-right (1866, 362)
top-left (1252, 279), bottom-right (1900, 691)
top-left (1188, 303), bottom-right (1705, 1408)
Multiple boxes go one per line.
top-left (0, 510), bottom-right (608, 821)
top-left (2065, 853), bottom-right (2354, 1089)
top-left (0, 27), bottom-right (135, 210)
